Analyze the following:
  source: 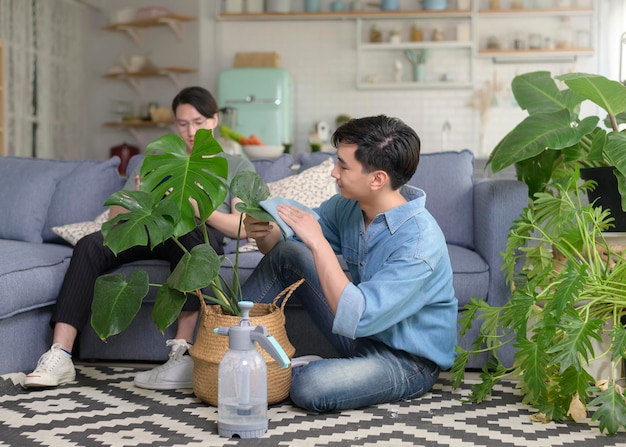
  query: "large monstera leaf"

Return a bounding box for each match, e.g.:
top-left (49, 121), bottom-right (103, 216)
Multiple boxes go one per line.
top-left (101, 190), bottom-right (180, 255)
top-left (141, 129), bottom-right (228, 237)
top-left (91, 270), bottom-right (150, 341)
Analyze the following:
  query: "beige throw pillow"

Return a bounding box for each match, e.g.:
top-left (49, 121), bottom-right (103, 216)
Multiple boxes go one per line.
top-left (52, 209), bottom-right (110, 246)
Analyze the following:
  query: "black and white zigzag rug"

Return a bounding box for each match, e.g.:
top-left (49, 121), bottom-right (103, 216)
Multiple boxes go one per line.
top-left (0, 364), bottom-right (625, 447)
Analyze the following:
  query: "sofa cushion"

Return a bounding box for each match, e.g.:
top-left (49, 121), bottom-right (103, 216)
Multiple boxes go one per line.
top-left (43, 157), bottom-right (122, 242)
top-left (0, 157), bottom-right (73, 243)
top-left (297, 152), bottom-right (336, 173)
top-left (0, 240), bottom-right (73, 319)
top-left (409, 150), bottom-right (474, 249)
top-left (52, 210), bottom-right (110, 245)
top-left (268, 158), bottom-right (337, 208)
top-left (251, 154), bottom-right (293, 182)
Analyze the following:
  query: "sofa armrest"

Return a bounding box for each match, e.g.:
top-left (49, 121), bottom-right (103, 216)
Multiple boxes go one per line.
top-left (473, 178), bottom-right (528, 310)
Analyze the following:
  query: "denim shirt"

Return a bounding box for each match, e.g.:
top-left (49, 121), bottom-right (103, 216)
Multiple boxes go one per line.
top-left (316, 185), bottom-right (458, 369)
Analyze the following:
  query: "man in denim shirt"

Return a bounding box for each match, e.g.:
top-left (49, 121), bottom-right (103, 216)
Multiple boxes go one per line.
top-left (242, 115), bottom-right (458, 412)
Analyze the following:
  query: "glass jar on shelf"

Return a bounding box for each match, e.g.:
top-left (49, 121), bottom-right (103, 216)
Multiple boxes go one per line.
top-left (410, 23), bottom-right (423, 42)
top-left (370, 23), bottom-right (382, 43)
top-left (389, 27), bottom-right (402, 44)
top-left (556, 16), bottom-right (573, 49)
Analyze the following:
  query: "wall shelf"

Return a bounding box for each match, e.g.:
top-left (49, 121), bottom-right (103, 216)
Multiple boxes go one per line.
top-left (102, 14), bottom-right (196, 46)
top-left (478, 7), bottom-right (594, 16)
top-left (103, 120), bottom-right (174, 147)
top-left (102, 67), bottom-right (196, 94)
top-left (218, 10), bottom-right (472, 21)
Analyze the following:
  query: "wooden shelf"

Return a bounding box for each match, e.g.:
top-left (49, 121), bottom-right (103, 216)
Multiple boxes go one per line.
top-left (103, 121), bottom-right (174, 147)
top-left (479, 7), bottom-right (594, 16)
top-left (359, 41), bottom-right (474, 51)
top-left (480, 48), bottom-right (594, 63)
top-left (218, 9), bottom-right (472, 21)
top-left (103, 120), bottom-right (174, 128)
top-left (102, 67), bottom-right (197, 93)
top-left (102, 14), bottom-right (196, 46)
top-left (357, 81), bottom-right (473, 90)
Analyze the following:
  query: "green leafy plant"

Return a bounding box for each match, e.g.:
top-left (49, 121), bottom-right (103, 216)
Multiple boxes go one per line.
top-left (451, 169), bottom-right (626, 436)
top-left (90, 129), bottom-right (274, 341)
top-left (488, 71), bottom-right (626, 210)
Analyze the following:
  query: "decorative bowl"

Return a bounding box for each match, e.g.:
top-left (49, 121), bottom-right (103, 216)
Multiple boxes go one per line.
top-left (242, 145), bottom-right (284, 160)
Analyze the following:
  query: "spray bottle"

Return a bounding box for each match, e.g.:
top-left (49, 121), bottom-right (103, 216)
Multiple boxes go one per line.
top-left (215, 301), bottom-right (290, 438)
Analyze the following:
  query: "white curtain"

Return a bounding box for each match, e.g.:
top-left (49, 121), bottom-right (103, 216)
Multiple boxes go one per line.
top-left (0, 0), bottom-right (86, 159)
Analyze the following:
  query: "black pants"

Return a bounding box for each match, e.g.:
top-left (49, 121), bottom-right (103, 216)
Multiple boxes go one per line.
top-left (51, 224), bottom-right (224, 333)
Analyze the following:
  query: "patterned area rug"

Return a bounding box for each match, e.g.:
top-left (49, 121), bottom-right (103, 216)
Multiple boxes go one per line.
top-left (1, 364), bottom-right (625, 447)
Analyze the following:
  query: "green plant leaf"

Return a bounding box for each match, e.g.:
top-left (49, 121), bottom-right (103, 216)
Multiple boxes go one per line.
top-left (231, 170), bottom-right (270, 206)
top-left (152, 283), bottom-right (187, 333)
top-left (589, 385), bottom-right (626, 436)
top-left (610, 325), bottom-right (626, 362)
top-left (489, 110), bottom-right (597, 173)
top-left (547, 312), bottom-right (604, 373)
top-left (603, 132), bottom-right (626, 211)
top-left (141, 129), bottom-right (228, 237)
top-left (91, 270), bottom-right (149, 341)
top-left (101, 191), bottom-right (180, 255)
top-left (558, 72), bottom-right (626, 117)
top-left (545, 262), bottom-right (585, 318)
top-left (232, 170), bottom-right (276, 222)
top-left (512, 71), bottom-right (583, 115)
top-left (450, 348), bottom-right (470, 389)
top-left (514, 149), bottom-right (561, 198)
top-left (559, 365), bottom-right (594, 403)
top-left (515, 337), bottom-right (550, 404)
top-left (167, 244), bottom-right (221, 292)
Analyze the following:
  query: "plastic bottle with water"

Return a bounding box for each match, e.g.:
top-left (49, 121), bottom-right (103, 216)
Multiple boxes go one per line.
top-left (215, 301), bottom-right (290, 438)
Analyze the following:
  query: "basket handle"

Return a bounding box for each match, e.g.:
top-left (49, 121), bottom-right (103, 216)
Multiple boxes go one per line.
top-left (272, 278), bottom-right (305, 311)
top-left (197, 278), bottom-right (305, 313)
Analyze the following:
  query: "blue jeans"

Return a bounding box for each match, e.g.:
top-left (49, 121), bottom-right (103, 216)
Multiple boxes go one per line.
top-left (241, 241), bottom-right (440, 412)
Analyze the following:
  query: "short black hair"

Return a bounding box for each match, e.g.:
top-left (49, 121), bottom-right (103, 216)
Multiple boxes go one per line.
top-left (331, 115), bottom-right (421, 190)
top-left (171, 86), bottom-right (218, 118)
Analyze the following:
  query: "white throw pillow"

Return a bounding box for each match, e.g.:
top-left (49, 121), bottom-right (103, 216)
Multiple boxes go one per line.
top-left (52, 209), bottom-right (110, 246)
top-left (238, 158), bottom-right (337, 252)
top-left (268, 158), bottom-right (337, 208)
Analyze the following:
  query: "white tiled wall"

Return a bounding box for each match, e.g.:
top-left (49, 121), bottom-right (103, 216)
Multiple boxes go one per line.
top-left (89, 0), bottom-right (602, 168)
top-left (211, 18), bottom-right (597, 160)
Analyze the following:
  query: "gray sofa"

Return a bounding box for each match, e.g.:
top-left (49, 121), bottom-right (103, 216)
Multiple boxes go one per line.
top-left (0, 150), bottom-right (527, 376)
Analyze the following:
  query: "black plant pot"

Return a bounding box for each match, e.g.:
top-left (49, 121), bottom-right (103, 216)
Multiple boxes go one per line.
top-left (580, 166), bottom-right (626, 232)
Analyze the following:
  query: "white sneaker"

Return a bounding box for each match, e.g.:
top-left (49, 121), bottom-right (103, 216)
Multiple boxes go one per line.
top-left (134, 339), bottom-right (194, 390)
top-left (24, 344), bottom-right (76, 388)
top-left (291, 355), bottom-right (324, 367)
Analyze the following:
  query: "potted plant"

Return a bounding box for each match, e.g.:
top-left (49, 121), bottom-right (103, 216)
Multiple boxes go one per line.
top-left (487, 71), bottom-right (626, 229)
top-left (90, 128), bottom-right (275, 339)
top-left (451, 168), bottom-right (626, 436)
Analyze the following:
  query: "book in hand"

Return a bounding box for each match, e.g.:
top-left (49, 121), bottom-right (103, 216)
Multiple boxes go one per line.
top-left (258, 197), bottom-right (319, 239)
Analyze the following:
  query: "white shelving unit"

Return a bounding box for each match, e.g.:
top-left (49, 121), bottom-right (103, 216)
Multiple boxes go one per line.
top-left (355, 11), bottom-right (474, 90)
top-left (215, 0), bottom-right (597, 88)
top-left (475, 1), bottom-right (596, 64)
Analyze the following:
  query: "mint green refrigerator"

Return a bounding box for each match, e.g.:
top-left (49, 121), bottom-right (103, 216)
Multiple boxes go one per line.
top-left (217, 68), bottom-right (294, 147)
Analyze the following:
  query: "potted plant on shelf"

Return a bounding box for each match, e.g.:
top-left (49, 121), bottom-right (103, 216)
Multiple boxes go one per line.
top-left (451, 169), bottom-right (626, 436)
top-left (487, 70), bottom-right (626, 230)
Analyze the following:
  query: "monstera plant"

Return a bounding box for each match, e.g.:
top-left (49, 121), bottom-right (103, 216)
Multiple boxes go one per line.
top-left (488, 71), bottom-right (626, 211)
top-left (90, 129), bottom-right (274, 341)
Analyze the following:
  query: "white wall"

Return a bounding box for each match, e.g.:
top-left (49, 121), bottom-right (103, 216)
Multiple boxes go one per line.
top-left (86, 0), bottom-right (201, 160)
top-left (85, 0), bottom-right (603, 163)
